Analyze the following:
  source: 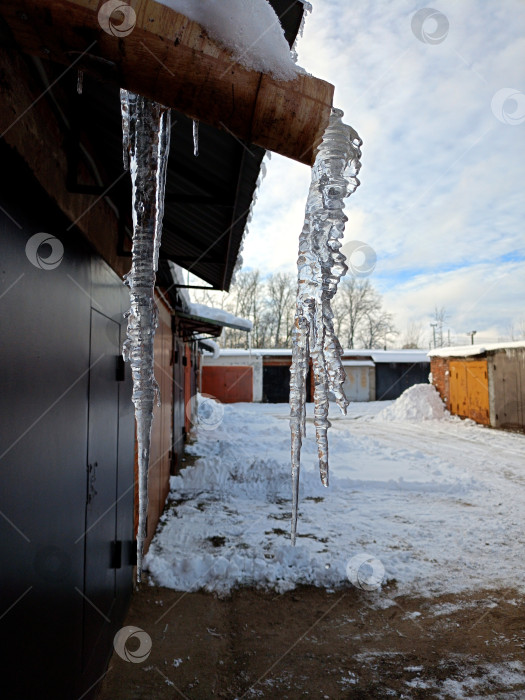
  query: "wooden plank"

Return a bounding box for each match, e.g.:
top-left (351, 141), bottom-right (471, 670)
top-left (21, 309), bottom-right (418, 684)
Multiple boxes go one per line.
top-left (0, 0), bottom-right (334, 165)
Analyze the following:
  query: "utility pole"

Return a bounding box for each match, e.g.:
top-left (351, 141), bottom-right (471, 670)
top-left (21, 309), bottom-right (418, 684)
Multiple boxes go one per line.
top-left (467, 330), bottom-right (477, 345)
top-left (430, 322), bottom-right (438, 348)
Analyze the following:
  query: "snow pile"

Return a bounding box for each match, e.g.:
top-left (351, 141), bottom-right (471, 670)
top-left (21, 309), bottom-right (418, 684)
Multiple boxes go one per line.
top-left (376, 384), bottom-right (448, 422)
top-left (155, 0), bottom-right (302, 80)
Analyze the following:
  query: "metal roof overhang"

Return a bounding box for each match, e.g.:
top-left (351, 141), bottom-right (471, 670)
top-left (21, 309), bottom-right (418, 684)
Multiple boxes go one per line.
top-left (158, 0), bottom-right (307, 293)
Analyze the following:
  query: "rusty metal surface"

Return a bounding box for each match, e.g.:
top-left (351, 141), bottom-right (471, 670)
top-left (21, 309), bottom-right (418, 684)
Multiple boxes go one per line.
top-left (491, 349), bottom-right (525, 433)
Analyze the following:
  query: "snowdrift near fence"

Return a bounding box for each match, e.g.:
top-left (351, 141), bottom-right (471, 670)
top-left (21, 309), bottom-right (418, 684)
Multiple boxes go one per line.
top-left (376, 384), bottom-right (448, 422)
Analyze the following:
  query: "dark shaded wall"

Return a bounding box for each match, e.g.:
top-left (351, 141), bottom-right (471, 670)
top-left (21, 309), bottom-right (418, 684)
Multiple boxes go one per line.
top-left (0, 142), bottom-right (135, 699)
top-left (262, 362), bottom-right (312, 403)
top-left (375, 362), bottom-right (430, 401)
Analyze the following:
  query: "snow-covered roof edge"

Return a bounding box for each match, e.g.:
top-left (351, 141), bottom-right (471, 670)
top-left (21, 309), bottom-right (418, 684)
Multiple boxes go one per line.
top-left (198, 338), bottom-right (221, 359)
top-left (167, 264), bottom-right (252, 332)
top-left (155, 0), bottom-right (303, 81)
top-left (184, 303), bottom-right (252, 332)
top-left (216, 348), bottom-right (429, 362)
top-left (428, 340), bottom-right (525, 358)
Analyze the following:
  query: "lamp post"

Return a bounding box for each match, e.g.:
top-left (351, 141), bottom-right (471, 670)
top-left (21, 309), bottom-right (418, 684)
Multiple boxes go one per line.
top-left (430, 322), bottom-right (438, 348)
top-left (467, 330), bottom-right (477, 345)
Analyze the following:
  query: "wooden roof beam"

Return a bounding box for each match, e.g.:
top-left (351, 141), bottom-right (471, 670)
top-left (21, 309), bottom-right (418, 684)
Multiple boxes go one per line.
top-left (0, 0), bottom-right (334, 166)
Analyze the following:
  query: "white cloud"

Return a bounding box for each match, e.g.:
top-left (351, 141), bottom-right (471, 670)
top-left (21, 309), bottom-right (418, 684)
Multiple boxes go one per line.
top-left (242, 0), bottom-right (525, 339)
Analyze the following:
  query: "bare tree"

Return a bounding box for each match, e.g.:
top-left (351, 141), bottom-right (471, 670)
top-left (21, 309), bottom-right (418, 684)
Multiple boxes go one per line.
top-left (357, 310), bottom-right (397, 349)
top-left (506, 319), bottom-right (525, 341)
top-left (402, 321), bottom-right (424, 349)
top-left (337, 278), bottom-right (381, 348)
top-left (192, 268), bottom-right (397, 350)
top-left (265, 272), bottom-right (296, 347)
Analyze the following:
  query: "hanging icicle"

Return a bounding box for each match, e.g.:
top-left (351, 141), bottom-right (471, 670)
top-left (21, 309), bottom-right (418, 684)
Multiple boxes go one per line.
top-left (120, 89), bottom-right (171, 581)
top-left (290, 107), bottom-right (362, 544)
top-left (192, 119), bottom-right (199, 157)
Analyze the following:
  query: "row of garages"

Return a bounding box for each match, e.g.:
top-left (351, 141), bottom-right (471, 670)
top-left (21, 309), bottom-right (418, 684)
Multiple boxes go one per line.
top-left (202, 349), bottom-right (430, 403)
top-left (429, 341), bottom-right (525, 432)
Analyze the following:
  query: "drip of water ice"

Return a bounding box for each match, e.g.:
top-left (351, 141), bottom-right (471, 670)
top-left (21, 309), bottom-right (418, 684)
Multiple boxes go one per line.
top-left (120, 89), bottom-right (171, 581)
top-left (192, 119), bottom-right (199, 157)
top-left (289, 107), bottom-right (362, 545)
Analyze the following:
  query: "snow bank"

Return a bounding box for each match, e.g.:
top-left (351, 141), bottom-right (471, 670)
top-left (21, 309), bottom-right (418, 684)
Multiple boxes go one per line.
top-left (155, 0), bottom-right (301, 80)
top-left (376, 384), bottom-right (448, 422)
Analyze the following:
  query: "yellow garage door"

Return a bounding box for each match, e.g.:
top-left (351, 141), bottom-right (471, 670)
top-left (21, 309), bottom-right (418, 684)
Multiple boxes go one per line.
top-left (449, 360), bottom-right (489, 425)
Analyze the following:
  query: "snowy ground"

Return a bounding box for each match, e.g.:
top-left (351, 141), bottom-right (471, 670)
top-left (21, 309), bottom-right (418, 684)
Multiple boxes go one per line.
top-left (145, 386), bottom-right (525, 598)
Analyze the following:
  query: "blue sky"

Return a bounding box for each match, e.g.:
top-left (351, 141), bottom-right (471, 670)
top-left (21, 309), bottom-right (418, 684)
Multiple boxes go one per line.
top-left (239, 0), bottom-right (525, 345)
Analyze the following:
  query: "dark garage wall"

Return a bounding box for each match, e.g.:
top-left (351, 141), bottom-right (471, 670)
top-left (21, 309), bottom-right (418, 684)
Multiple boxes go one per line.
top-left (0, 143), bottom-right (135, 699)
top-left (375, 362), bottom-right (430, 401)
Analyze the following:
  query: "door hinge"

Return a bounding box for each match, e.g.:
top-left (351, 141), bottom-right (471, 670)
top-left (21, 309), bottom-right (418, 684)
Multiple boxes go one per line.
top-left (111, 540), bottom-right (122, 569)
top-left (169, 450), bottom-right (178, 475)
top-left (116, 355), bottom-right (125, 382)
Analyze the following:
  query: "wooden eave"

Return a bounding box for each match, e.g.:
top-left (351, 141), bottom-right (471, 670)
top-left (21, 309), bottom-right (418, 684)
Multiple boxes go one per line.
top-left (0, 0), bottom-right (334, 166)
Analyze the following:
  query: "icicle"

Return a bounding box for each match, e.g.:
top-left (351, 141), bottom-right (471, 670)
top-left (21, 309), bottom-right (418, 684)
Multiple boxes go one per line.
top-left (120, 88), bottom-right (130, 171)
top-left (120, 90), bottom-right (171, 581)
top-left (290, 108), bottom-right (362, 544)
top-left (77, 70), bottom-right (84, 95)
top-left (192, 119), bottom-right (199, 157)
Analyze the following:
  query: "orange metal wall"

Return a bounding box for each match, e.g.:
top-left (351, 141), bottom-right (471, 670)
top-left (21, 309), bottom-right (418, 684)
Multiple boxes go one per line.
top-left (449, 359), bottom-right (490, 425)
top-left (184, 343), bottom-right (192, 433)
top-left (134, 296), bottom-right (174, 553)
top-left (202, 365), bottom-right (253, 403)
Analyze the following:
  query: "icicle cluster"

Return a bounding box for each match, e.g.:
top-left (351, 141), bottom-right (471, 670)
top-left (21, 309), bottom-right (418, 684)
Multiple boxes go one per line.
top-left (290, 108), bottom-right (362, 544)
top-left (120, 90), bottom-right (171, 581)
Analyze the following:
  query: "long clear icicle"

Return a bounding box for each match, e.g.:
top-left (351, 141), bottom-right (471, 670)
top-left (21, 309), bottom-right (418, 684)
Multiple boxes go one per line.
top-left (290, 108), bottom-right (362, 544)
top-left (192, 119), bottom-right (199, 157)
top-left (120, 89), bottom-right (171, 581)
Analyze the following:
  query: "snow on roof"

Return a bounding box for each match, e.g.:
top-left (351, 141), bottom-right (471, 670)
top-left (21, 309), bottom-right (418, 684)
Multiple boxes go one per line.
top-left (166, 265), bottom-right (252, 332)
top-left (343, 349), bottom-right (429, 364)
top-left (342, 360), bottom-right (375, 367)
top-left (198, 338), bottom-right (220, 358)
top-left (155, 0), bottom-right (302, 80)
top-left (188, 303), bottom-right (253, 332)
top-left (428, 340), bottom-right (525, 358)
top-left (216, 348), bottom-right (429, 362)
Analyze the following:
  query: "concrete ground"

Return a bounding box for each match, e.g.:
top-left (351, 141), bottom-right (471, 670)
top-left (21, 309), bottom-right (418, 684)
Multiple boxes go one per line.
top-left (96, 583), bottom-right (525, 699)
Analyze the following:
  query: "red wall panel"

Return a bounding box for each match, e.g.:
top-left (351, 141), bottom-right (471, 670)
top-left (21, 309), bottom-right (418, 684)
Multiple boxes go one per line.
top-left (202, 366), bottom-right (253, 403)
